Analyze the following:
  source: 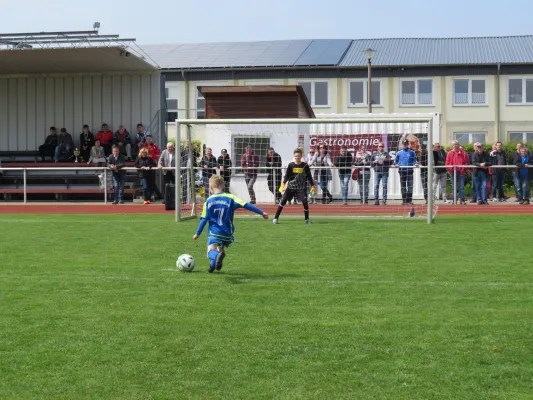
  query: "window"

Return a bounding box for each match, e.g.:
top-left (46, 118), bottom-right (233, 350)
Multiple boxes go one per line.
top-left (509, 131), bottom-right (533, 143)
top-left (508, 78), bottom-right (533, 104)
top-left (400, 79), bottom-right (433, 105)
top-left (453, 79), bottom-right (487, 105)
top-left (454, 132), bottom-right (487, 145)
top-left (348, 80), bottom-right (381, 106)
top-left (243, 81), bottom-right (281, 85)
top-left (196, 82), bottom-right (230, 119)
top-left (165, 83), bottom-right (178, 123)
top-left (297, 81), bottom-right (329, 107)
top-left (232, 136), bottom-right (271, 173)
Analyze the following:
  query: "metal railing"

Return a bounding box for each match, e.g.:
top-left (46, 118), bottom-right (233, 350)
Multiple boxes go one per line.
top-left (0, 166), bottom-right (175, 204)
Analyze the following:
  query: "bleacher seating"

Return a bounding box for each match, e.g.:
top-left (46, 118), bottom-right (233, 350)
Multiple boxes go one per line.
top-left (0, 160), bottom-right (140, 201)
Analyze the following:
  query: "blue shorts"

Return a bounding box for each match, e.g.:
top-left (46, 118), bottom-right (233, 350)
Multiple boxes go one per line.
top-left (207, 236), bottom-right (233, 249)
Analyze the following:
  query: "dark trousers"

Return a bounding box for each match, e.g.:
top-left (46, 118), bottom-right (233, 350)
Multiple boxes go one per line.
top-left (80, 147), bottom-right (91, 162)
top-left (268, 173), bottom-right (282, 202)
top-left (399, 171), bottom-right (414, 204)
top-left (141, 176), bottom-right (154, 201)
top-left (491, 171), bottom-right (505, 200)
top-left (112, 173), bottom-right (125, 202)
top-left (39, 144), bottom-right (54, 160)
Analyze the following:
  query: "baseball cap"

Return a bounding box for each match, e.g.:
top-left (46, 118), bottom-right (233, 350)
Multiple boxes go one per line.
top-left (221, 149), bottom-right (227, 153)
top-left (402, 139), bottom-right (409, 145)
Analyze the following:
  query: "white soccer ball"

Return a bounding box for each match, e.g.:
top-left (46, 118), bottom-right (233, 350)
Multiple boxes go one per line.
top-left (176, 254), bottom-right (195, 272)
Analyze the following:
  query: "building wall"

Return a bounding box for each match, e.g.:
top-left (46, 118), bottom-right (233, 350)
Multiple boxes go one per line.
top-left (0, 72), bottom-right (161, 152)
top-left (165, 74), bottom-right (533, 147)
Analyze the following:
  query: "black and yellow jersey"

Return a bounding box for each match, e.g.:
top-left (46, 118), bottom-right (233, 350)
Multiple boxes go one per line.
top-left (283, 162), bottom-right (314, 190)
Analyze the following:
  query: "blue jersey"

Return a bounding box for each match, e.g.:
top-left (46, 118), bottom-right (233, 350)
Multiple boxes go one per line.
top-left (195, 192), bottom-right (264, 245)
top-left (394, 148), bottom-right (418, 173)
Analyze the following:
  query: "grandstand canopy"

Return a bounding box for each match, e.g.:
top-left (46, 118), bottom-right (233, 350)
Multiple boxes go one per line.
top-left (0, 47), bottom-right (158, 75)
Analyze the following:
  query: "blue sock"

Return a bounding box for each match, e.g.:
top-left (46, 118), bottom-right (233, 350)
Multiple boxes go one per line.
top-left (208, 249), bottom-right (219, 268)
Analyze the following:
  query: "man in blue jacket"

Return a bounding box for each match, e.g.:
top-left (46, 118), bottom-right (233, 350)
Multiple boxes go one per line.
top-left (394, 139), bottom-right (419, 205)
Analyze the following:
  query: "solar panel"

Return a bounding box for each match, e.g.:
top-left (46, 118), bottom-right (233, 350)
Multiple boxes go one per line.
top-left (294, 39), bottom-right (352, 66)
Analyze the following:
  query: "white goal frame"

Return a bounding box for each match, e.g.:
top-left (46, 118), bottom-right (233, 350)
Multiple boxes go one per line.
top-left (175, 114), bottom-right (437, 224)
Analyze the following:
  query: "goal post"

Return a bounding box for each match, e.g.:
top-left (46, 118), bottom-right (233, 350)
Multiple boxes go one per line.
top-left (175, 114), bottom-right (438, 224)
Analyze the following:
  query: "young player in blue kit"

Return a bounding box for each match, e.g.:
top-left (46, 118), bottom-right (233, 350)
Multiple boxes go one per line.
top-left (193, 175), bottom-right (269, 273)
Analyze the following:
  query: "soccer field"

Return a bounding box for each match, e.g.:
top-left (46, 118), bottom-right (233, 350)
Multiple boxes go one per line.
top-left (1, 214), bottom-right (532, 399)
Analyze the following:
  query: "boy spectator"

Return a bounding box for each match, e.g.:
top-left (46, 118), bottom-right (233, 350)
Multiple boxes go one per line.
top-left (445, 140), bottom-right (469, 205)
top-left (217, 149), bottom-right (232, 194)
top-left (39, 127), bottom-right (58, 161)
top-left (113, 125), bottom-right (132, 161)
top-left (394, 139), bottom-right (419, 205)
top-left (133, 123), bottom-right (147, 155)
top-left (54, 128), bottom-right (74, 162)
top-left (79, 125), bottom-right (94, 162)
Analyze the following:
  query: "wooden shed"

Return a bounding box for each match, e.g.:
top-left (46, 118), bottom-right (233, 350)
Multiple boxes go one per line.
top-left (198, 85), bottom-right (315, 119)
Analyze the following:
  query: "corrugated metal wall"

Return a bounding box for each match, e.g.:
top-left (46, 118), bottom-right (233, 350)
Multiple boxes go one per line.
top-left (0, 73), bottom-right (161, 151)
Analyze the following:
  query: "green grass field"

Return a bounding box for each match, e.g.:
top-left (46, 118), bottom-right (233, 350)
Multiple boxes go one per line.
top-left (1, 214), bottom-right (532, 400)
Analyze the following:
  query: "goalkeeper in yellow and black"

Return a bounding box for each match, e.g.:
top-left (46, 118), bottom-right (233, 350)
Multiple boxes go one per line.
top-left (273, 147), bottom-right (316, 224)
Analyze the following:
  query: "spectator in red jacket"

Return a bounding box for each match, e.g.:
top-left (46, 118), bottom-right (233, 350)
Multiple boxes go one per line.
top-left (95, 123), bottom-right (114, 156)
top-left (445, 140), bottom-right (470, 204)
top-left (241, 145), bottom-right (259, 204)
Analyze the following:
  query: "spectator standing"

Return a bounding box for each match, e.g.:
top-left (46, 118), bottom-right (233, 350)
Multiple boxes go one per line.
top-left (79, 125), bottom-right (94, 162)
top-left (142, 135), bottom-right (161, 163)
top-left (515, 147), bottom-right (533, 205)
top-left (39, 127), bottom-right (58, 161)
top-left (432, 142), bottom-right (448, 203)
top-left (54, 128), bottom-right (74, 162)
top-left (490, 141), bottom-right (507, 202)
top-left (136, 148), bottom-right (156, 204)
top-left (107, 145), bottom-right (126, 204)
top-left (335, 145), bottom-right (353, 205)
top-left (158, 142), bottom-right (176, 190)
top-left (355, 145), bottom-right (372, 204)
top-left (309, 144), bottom-right (334, 204)
top-left (445, 140), bottom-right (469, 205)
top-left (217, 149), bottom-right (232, 194)
top-left (180, 140), bottom-right (197, 203)
top-left (417, 146), bottom-right (430, 204)
top-left (265, 147), bottom-right (283, 203)
top-left (510, 143), bottom-right (523, 202)
top-left (394, 139), bottom-right (419, 205)
top-left (372, 142), bottom-right (391, 205)
top-left (471, 142), bottom-right (492, 205)
top-left (241, 145), bottom-right (259, 204)
top-left (201, 147), bottom-right (218, 197)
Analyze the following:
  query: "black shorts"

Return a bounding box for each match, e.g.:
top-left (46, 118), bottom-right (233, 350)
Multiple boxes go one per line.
top-left (283, 188), bottom-right (307, 203)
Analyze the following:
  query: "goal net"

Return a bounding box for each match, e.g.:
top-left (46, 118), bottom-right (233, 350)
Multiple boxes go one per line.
top-left (175, 115), bottom-right (438, 223)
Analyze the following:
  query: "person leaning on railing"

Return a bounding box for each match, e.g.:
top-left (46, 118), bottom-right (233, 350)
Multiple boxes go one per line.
top-left (514, 147), bottom-right (533, 205)
top-left (445, 140), bottom-right (469, 205)
top-left (471, 143), bottom-right (492, 205)
top-left (136, 148), bottom-right (156, 205)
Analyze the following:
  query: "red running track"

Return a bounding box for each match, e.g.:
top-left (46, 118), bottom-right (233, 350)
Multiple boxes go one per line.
top-left (0, 203), bottom-right (532, 215)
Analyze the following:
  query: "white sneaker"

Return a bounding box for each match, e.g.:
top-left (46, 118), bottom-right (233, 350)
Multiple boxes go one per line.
top-left (305, 219), bottom-right (311, 224)
top-left (273, 218), bottom-right (278, 224)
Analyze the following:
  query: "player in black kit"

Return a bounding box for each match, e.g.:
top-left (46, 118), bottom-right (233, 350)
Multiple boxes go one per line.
top-left (273, 147), bottom-right (316, 224)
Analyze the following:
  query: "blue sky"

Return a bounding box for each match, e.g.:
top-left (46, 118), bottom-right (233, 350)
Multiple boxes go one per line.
top-left (3, 0), bottom-right (533, 45)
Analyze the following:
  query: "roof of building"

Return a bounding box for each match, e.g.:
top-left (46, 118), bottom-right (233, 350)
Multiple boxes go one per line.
top-left (137, 35), bottom-right (533, 70)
